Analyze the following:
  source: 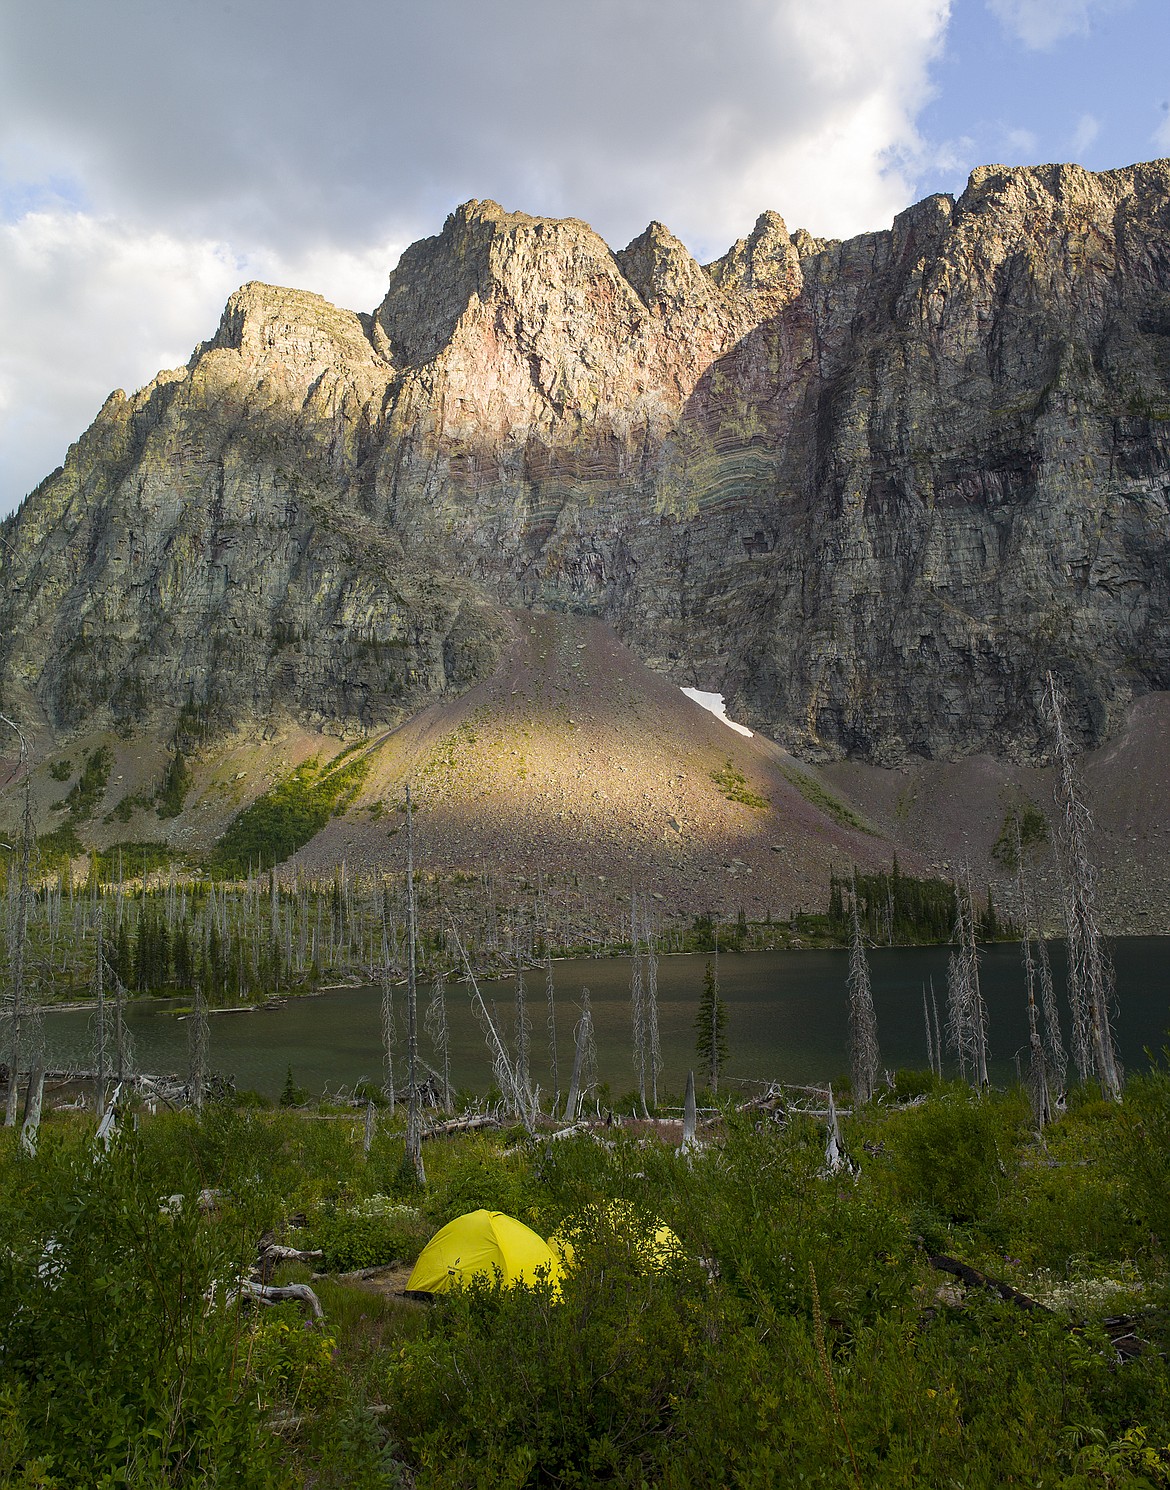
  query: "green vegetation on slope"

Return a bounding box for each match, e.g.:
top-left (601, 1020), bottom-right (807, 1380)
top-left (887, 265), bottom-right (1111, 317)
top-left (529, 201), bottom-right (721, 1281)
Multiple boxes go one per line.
top-left (211, 750), bottom-right (372, 875)
top-left (710, 759), bottom-right (768, 810)
top-left (52, 744), bottom-right (112, 823)
top-left (783, 763), bottom-right (874, 833)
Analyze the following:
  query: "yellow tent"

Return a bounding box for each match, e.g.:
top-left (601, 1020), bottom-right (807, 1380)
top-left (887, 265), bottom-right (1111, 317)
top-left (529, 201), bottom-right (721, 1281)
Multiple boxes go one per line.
top-left (551, 1202), bottom-right (683, 1272)
top-left (406, 1209), bottom-right (564, 1296)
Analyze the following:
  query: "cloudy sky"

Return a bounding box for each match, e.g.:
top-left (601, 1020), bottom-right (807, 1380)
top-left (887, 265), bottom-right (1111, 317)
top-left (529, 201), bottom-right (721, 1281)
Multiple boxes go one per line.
top-left (1, 0), bottom-right (1167, 515)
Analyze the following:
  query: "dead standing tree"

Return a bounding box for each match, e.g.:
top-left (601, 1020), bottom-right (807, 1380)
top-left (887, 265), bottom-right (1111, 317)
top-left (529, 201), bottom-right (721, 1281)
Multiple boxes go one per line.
top-left (629, 894), bottom-right (649, 1118)
top-left (425, 971), bottom-right (453, 1115)
top-left (563, 987), bottom-right (596, 1123)
top-left (379, 891), bottom-right (397, 1114)
top-left (450, 919), bottom-right (533, 1130)
top-left (847, 873), bottom-right (881, 1105)
top-left (545, 953), bottom-right (560, 1118)
top-left (946, 872), bottom-right (989, 1089)
top-left (3, 778), bottom-right (34, 1127)
top-left (1044, 672), bottom-right (1122, 1101)
top-left (643, 902), bottom-right (662, 1108)
top-left (187, 980), bottom-right (209, 1114)
top-left (403, 784), bottom-right (425, 1185)
top-left (1014, 818), bottom-right (1051, 1129)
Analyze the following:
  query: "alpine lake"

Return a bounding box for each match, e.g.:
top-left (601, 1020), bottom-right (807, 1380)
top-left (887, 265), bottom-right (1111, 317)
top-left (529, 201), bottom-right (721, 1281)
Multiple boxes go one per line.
top-left (38, 938), bottom-right (1170, 1103)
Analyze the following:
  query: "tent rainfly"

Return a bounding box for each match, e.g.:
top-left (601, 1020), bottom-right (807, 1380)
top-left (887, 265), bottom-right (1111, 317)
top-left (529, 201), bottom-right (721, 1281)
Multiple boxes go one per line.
top-left (551, 1202), bottom-right (683, 1271)
top-left (406, 1209), bottom-right (564, 1295)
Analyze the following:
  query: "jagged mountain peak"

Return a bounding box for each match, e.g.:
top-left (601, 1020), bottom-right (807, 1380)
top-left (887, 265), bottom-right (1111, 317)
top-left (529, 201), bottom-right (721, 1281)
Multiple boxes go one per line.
top-left (4, 159), bottom-right (1170, 779)
top-left (209, 281), bottom-right (384, 374)
top-left (705, 209), bottom-right (803, 302)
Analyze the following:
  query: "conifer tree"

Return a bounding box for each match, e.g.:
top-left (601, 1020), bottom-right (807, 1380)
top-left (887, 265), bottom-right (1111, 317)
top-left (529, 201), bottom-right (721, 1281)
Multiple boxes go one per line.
top-left (695, 959), bottom-right (727, 1096)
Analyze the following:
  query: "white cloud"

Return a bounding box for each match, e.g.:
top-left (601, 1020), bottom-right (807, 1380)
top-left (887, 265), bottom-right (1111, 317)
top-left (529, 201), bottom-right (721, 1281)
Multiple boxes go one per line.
top-left (0, 0), bottom-right (952, 512)
top-left (1003, 126), bottom-right (1041, 158)
top-left (1071, 113), bottom-right (1102, 155)
top-left (986, 0), bottom-right (1121, 49)
top-left (1155, 109), bottom-right (1170, 154)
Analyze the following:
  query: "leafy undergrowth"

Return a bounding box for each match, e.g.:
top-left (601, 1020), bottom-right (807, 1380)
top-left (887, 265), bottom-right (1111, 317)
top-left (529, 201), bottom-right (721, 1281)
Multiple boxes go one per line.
top-left (2, 1074), bottom-right (1170, 1487)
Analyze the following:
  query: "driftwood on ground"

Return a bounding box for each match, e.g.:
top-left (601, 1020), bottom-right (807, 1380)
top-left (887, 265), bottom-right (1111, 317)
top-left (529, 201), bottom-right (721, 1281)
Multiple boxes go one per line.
top-left (420, 1110), bottom-right (503, 1141)
top-left (231, 1279), bottom-right (324, 1321)
top-left (926, 1252), bottom-right (1050, 1312)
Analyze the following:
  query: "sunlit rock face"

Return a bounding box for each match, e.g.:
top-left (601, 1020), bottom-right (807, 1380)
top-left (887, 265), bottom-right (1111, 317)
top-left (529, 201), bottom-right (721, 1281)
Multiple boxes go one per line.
top-left (3, 162), bottom-right (1170, 762)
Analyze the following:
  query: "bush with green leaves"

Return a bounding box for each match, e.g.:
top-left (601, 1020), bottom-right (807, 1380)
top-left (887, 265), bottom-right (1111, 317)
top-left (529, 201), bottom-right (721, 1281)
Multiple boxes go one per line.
top-left (0, 1128), bottom-right (282, 1488)
top-left (882, 1088), bottom-right (1028, 1230)
top-left (2, 1081), bottom-right (1169, 1487)
top-left (304, 1197), bottom-right (429, 1272)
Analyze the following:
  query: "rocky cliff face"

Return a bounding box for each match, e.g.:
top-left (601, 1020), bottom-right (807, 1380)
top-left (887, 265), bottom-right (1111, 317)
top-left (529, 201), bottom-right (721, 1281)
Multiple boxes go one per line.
top-left (3, 162), bottom-right (1170, 762)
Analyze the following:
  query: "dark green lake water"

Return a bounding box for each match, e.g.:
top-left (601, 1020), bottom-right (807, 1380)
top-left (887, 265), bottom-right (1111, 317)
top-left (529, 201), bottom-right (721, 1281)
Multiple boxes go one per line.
top-left (39, 940), bottom-right (1170, 1102)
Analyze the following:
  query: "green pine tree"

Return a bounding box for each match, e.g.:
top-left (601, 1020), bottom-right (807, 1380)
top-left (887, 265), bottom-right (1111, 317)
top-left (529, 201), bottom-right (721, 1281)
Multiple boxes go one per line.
top-left (695, 959), bottom-right (728, 1096)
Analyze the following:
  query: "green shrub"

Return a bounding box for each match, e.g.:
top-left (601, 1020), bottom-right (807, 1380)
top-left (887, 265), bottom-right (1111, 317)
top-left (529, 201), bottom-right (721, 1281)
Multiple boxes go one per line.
top-left (1112, 1066), bottom-right (1170, 1256)
top-left (0, 1129), bottom-right (282, 1487)
top-left (304, 1197), bottom-right (428, 1272)
top-left (885, 1091), bottom-right (1027, 1226)
top-left (710, 759), bottom-right (769, 810)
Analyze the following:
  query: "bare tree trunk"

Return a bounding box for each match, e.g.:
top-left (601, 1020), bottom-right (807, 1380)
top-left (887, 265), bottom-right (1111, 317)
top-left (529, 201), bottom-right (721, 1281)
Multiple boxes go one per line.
top-left (963, 868), bottom-right (989, 1089)
top-left (1015, 818), bottom-right (1050, 1130)
top-left (93, 917), bottom-right (107, 1120)
top-left (379, 891), bottom-right (396, 1114)
top-left (20, 1062), bottom-right (44, 1156)
top-left (644, 905), bottom-right (662, 1109)
top-left (424, 971), bottom-right (453, 1114)
top-left (3, 781), bottom-right (33, 1127)
top-left (1044, 672), bottom-right (1122, 1100)
top-left (188, 981), bottom-right (208, 1114)
top-left (404, 785), bottom-right (425, 1185)
top-left (564, 989), bottom-right (594, 1123)
top-left (545, 953), bottom-right (560, 1119)
top-left (630, 894), bottom-right (648, 1118)
top-left (514, 964), bottom-right (531, 1109)
top-left (930, 979), bottom-right (944, 1080)
top-left (847, 873), bottom-right (881, 1105)
top-left (450, 920), bottom-right (531, 1128)
top-left (1036, 935), bottom-right (1066, 1097)
top-left (681, 1068), bottom-right (698, 1152)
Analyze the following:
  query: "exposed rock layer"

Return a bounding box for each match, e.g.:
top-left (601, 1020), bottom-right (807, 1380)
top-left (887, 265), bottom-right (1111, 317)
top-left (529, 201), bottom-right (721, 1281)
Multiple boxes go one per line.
top-left (4, 162), bottom-right (1170, 762)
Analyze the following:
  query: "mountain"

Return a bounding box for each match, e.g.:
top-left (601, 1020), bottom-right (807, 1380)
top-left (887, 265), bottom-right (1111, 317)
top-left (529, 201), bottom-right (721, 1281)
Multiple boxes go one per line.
top-left (2, 161), bottom-right (1170, 923)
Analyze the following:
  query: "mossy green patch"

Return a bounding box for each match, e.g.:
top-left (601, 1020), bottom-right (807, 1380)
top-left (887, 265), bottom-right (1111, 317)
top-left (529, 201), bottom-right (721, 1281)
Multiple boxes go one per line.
top-left (53, 744), bottom-right (112, 824)
top-left (783, 765), bottom-right (874, 834)
top-left (710, 759), bottom-right (769, 810)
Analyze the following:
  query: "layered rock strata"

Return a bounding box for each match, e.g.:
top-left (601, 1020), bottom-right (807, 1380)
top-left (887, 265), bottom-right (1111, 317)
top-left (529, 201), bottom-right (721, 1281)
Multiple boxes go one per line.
top-left (3, 161), bottom-right (1170, 762)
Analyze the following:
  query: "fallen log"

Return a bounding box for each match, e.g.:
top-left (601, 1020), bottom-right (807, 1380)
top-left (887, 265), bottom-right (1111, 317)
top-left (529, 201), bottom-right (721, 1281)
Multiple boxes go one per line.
top-left (231, 1279), bottom-right (324, 1321)
top-left (926, 1252), bottom-right (1049, 1312)
top-left (420, 1112), bottom-right (501, 1141)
